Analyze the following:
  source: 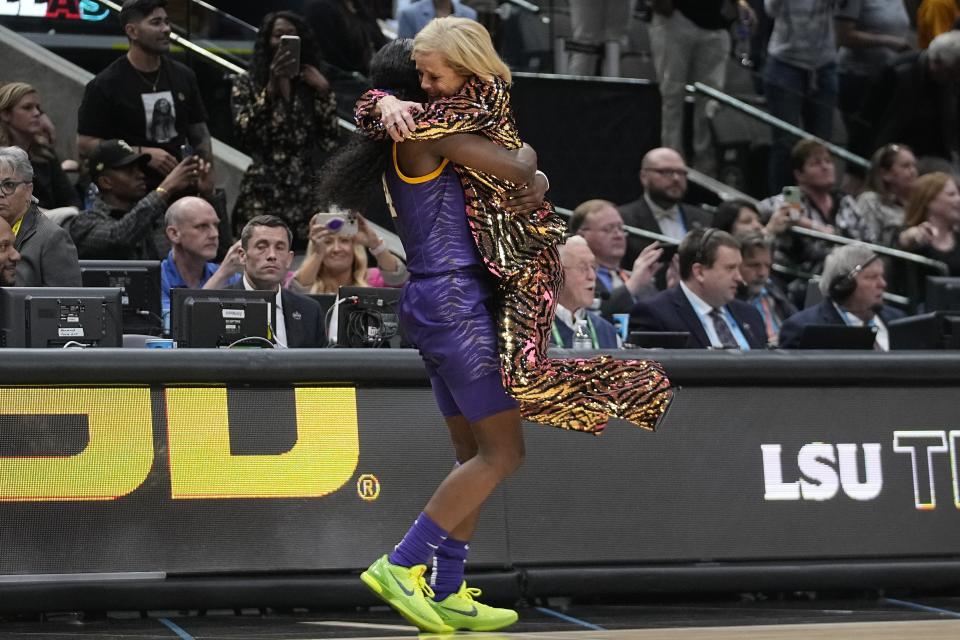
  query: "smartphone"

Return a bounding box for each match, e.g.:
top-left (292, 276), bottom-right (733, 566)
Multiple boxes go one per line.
top-left (179, 142), bottom-right (195, 160)
top-left (314, 210), bottom-right (358, 237)
top-left (781, 185), bottom-right (802, 220)
top-left (278, 35), bottom-right (301, 77)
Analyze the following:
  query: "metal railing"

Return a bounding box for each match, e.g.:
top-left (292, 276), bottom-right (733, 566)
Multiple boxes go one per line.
top-left (686, 82), bottom-right (871, 170)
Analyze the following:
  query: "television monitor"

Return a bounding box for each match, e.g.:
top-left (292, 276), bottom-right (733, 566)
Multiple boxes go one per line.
top-left (0, 287), bottom-right (122, 348)
top-left (796, 324), bottom-right (877, 350)
top-left (889, 312), bottom-right (960, 350)
top-left (79, 260), bottom-right (162, 334)
top-left (170, 288), bottom-right (277, 348)
top-left (925, 277), bottom-right (960, 312)
top-left (336, 286), bottom-right (402, 348)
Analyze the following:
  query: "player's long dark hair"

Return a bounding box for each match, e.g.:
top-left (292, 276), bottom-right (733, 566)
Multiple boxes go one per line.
top-left (316, 39), bottom-right (426, 212)
top-left (250, 11), bottom-right (323, 88)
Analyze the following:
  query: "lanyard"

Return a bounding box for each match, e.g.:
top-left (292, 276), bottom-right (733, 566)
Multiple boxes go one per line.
top-left (551, 315), bottom-right (598, 349)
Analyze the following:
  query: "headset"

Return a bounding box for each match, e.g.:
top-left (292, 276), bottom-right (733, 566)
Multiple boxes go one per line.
top-left (828, 254), bottom-right (880, 302)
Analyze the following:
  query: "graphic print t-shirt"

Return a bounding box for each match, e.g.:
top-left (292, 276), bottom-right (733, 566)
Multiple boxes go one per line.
top-left (78, 55), bottom-right (208, 159)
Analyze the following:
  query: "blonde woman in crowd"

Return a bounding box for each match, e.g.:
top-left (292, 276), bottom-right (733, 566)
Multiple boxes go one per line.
top-left (287, 210), bottom-right (406, 294)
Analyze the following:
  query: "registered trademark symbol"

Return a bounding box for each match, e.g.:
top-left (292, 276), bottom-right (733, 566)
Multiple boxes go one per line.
top-left (357, 473), bottom-right (380, 501)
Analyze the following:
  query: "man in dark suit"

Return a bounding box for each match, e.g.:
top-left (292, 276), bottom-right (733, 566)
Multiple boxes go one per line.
top-left (779, 244), bottom-right (906, 350)
top-left (568, 198), bottom-right (661, 319)
top-left (617, 147), bottom-right (712, 268)
top-left (630, 228), bottom-right (767, 349)
top-left (735, 231), bottom-right (797, 347)
top-left (229, 214), bottom-right (326, 348)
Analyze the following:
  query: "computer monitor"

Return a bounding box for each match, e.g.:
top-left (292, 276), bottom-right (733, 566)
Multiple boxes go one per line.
top-left (79, 260), bottom-right (162, 334)
top-left (796, 324), bottom-right (877, 350)
top-left (925, 277), bottom-right (960, 312)
top-left (889, 312), bottom-right (960, 350)
top-left (0, 287), bottom-right (123, 348)
top-left (170, 288), bottom-right (277, 348)
top-left (336, 286), bottom-right (402, 348)
top-left (627, 331), bottom-right (692, 349)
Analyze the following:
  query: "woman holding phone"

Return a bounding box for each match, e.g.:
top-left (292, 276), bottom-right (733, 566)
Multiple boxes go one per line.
top-left (231, 10), bottom-right (338, 248)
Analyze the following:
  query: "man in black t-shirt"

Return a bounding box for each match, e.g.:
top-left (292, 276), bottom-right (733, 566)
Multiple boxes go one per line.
top-left (77, 0), bottom-right (211, 189)
top-left (648, 0), bottom-right (755, 175)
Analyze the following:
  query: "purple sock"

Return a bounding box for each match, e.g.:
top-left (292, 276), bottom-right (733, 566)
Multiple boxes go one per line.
top-left (431, 537), bottom-right (469, 601)
top-left (389, 512), bottom-right (449, 568)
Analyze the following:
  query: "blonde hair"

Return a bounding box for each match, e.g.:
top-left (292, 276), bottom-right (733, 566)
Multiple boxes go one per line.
top-left (0, 82), bottom-right (52, 161)
top-left (904, 172), bottom-right (953, 228)
top-left (305, 237), bottom-right (370, 294)
top-left (413, 17), bottom-right (511, 83)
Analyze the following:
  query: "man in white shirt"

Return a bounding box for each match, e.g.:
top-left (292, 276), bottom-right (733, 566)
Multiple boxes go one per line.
top-left (227, 215), bottom-right (326, 348)
top-left (617, 147), bottom-right (713, 267)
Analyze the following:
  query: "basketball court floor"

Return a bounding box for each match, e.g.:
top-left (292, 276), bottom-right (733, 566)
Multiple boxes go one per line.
top-left (2, 594), bottom-right (960, 639)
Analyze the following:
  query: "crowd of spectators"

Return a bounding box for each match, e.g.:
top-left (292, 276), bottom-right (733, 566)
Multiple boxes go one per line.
top-left (2, 0), bottom-right (960, 353)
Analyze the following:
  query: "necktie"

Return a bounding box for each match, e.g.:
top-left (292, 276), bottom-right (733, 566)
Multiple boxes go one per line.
top-left (709, 308), bottom-right (739, 349)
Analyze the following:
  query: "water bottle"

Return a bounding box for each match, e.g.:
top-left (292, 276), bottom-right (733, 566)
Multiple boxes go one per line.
top-left (572, 319), bottom-right (592, 350)
top-left (84, 181), bottom-right (99, 209)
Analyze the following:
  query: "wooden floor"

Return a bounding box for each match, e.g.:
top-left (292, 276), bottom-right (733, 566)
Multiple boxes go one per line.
top-left (460, 620), bottom-right (960, 639)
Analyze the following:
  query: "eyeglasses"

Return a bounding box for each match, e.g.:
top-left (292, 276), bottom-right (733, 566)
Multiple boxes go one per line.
top-left (0, 180), bottom-right (29, 197)
top-left (581, 224), bottom-right (625, 235)
top-left (643, 168), bottom-right (688, 179)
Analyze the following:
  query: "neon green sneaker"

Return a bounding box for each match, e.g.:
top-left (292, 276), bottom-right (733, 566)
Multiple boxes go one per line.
top-left (360, 555), bottom-right (453, 634)
top-left (429, 582), bottom-right (519, 631)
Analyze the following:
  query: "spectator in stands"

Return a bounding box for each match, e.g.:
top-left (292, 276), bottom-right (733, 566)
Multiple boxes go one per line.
top-left (398, 0), bottom-right (476, 39)
top-left (0, 216), bottom-right (20, 286)
top-left (853, 31), bottom-right (960, 171)
top-left (549, 236), bottom-right (620, 349)
top-left (0, 147), bottom-right (80, 287)
top-left (231, 11), bottom-right (339, 247)
top-left (648, 1), bottom-right (754, 174)
top-left (161, 196), bottom-right (241, 308)
top-left (0, 83), bottom-right (80, 210)
top-left (618, 147), bottom-right (713, 266)
top-left (567, 0), bottom-right (634, 77)
top-left (69, 139), bottom-right (203, 260)
top-left (856, 143), bottom-right (918, 246)
top-left (630, 228), bottom-right (766, 349)
top-left (713, 198), bottom-right (790, 238)
top-left (835, 0), bottom-right (913, 135)
top-left (302, 0), bottom-right (388, 76)
top-left (918, 0), bottom-right (960, 49)
top-left (763, 0), bottom-right (839, 193)
top-left (735, 230), bottom-right (796, 346)
top-left (779, 243), bottom-right (905, 349)
top-left (568, 199), bottom-right (661, 318)
top-left (288, 210), bottom-right (407, 294)
top-left (77, 0), bottom-right (211, 190)
top-left (226, 215), bottom-right (326, 348)
top-left (897, 171), bottom-right (960, 275)
top-left (757, 139), bottom-right (864, 299)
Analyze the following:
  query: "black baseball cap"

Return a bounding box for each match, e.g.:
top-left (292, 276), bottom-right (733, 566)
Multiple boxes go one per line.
top-left (89, 139), bottom-right (150, 180)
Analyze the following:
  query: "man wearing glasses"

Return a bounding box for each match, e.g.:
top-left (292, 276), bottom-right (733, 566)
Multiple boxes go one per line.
top-left (0, 146), bottom-right (81, 287)
top-left (618, 147), bottom-right (713, 268)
